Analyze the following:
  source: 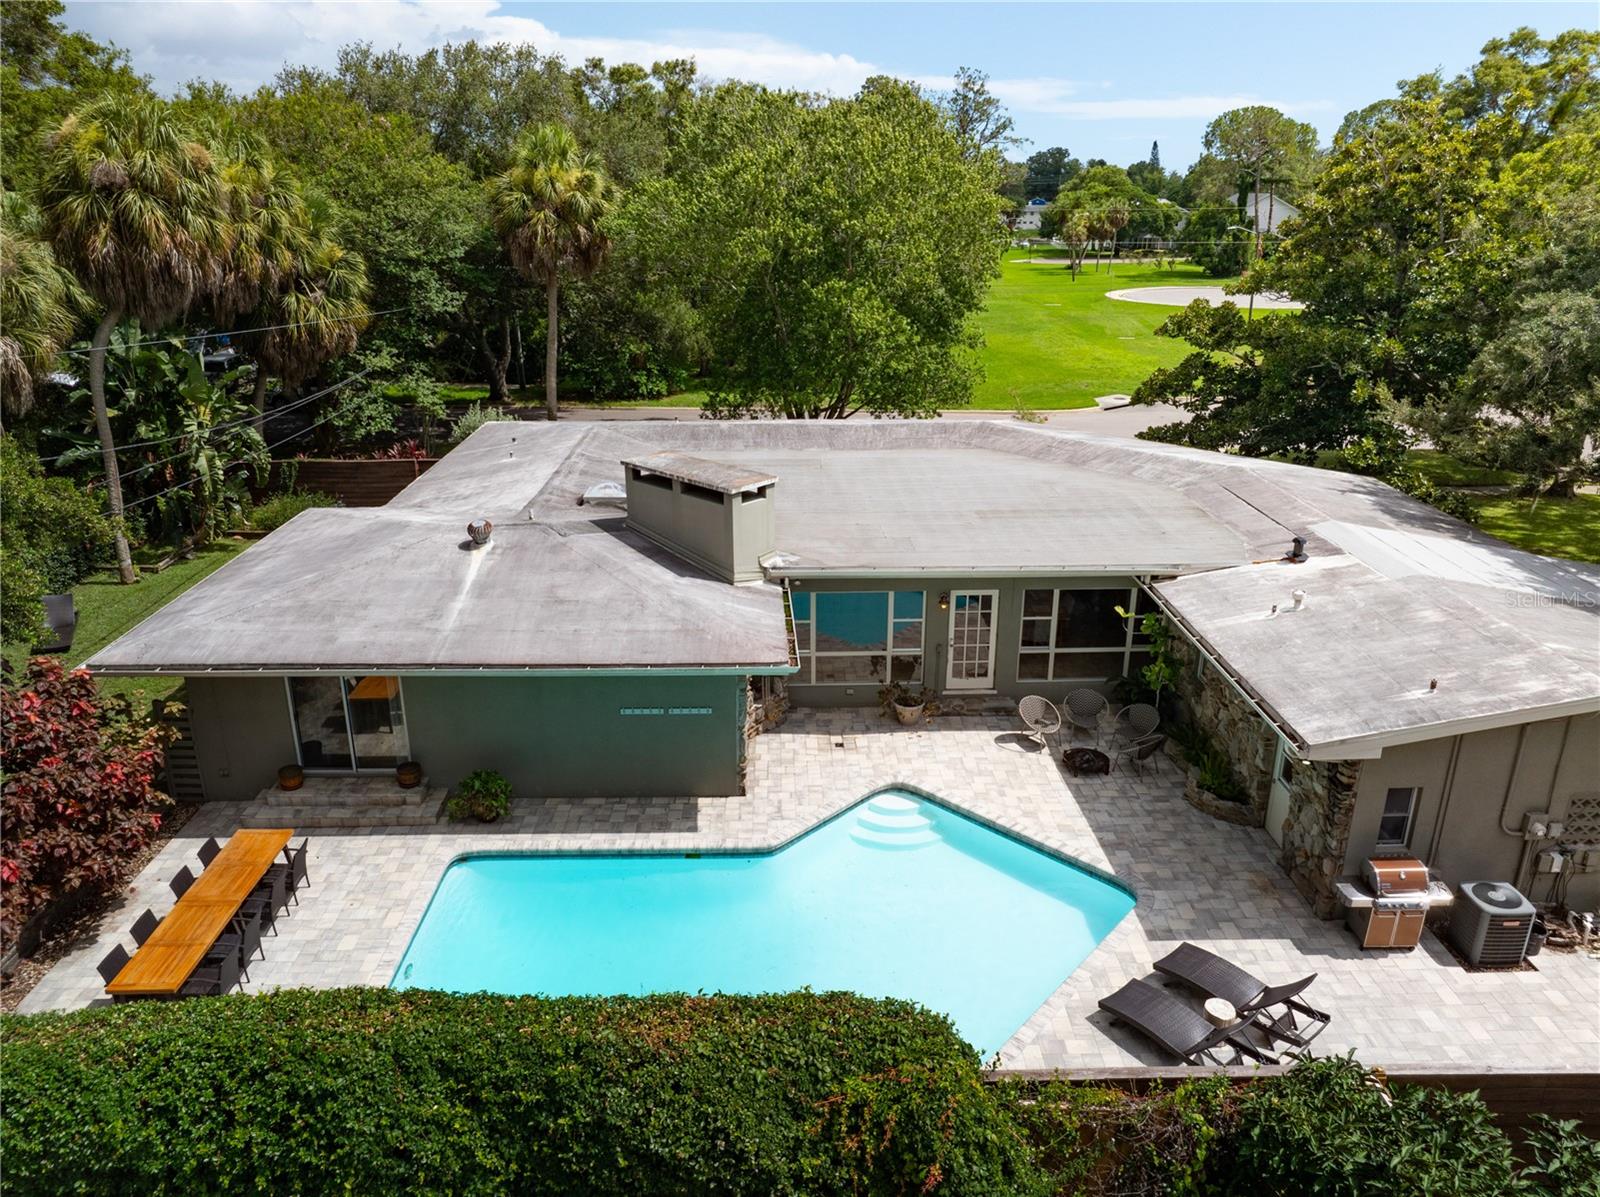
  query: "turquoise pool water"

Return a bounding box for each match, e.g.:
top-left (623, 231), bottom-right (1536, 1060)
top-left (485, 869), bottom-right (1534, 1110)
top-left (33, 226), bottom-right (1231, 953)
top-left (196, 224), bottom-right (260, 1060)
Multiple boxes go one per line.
top-left (392, 790), bottom-right (1134, 1052)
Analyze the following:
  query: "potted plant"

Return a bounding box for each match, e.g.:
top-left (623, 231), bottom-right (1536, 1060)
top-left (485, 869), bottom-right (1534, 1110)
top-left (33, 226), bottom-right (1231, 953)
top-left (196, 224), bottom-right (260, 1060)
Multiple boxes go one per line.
top-left (878, 682), bottom-right (936, 726)
top-left (395, 760), bottom-right (423, 789)
top-left (277, 764), bottom-right (304, 791)
top-left (446, 769), bottom-right (511, 823)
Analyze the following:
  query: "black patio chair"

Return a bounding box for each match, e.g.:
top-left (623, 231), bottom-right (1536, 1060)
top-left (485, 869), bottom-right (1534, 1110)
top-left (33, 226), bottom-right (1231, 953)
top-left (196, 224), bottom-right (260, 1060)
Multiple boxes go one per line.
top-left (1112, 733), bottom-right (1166, 777)
top-left (206, 910), bottom-right (263, 983)
top-left (96, 944), bottom-right (131, 986)
top-left (264, 839), bottom-right (310, 905)
top-left (1098, 979), bottom-right (1276, 1066)
top-left (30, 594), bottom-right (76, 654)
top-left (1153, 942), bottom-right (1330, 1052)
top-left (130, 909), bottom-right (160, 947)
top-left (182, 948), bottom-right (241, 998)
top-left (169, 865), bottom-right (197, 901)
top-left (196, 837), bottom-right (223, 868)
top-left (242, 869), bottom-right (289, 930)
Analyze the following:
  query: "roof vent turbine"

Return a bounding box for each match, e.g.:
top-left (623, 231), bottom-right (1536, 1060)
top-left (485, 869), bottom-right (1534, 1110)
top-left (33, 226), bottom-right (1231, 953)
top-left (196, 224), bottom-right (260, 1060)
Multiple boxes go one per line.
top-left (467, 518), bottom-right (493, 546)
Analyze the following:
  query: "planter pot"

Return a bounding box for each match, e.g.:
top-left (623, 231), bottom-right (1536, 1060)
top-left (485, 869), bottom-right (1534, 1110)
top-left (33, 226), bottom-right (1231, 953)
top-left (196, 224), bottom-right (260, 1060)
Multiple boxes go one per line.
top-left (893, 702), bottom-right (925, 726)
top-left (277, 765), bottom-right (305, 791)
top-left (395, 761), bottom-right (423, 789)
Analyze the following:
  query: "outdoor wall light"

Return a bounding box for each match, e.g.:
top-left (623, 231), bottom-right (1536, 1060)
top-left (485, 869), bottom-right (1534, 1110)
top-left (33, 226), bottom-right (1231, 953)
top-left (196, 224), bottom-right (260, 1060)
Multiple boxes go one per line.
top-left (938, 591), bottom-right (950, 611)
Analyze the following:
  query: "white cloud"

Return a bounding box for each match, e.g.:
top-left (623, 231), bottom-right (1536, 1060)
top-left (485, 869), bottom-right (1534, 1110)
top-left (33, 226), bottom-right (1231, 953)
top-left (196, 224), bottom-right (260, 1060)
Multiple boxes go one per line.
top-left (66, 0), bottom-right (1334, 126)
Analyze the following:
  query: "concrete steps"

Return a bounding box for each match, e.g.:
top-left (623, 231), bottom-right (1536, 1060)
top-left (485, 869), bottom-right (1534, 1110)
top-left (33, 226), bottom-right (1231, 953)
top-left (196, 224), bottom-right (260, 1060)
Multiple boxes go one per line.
top-left (239, 775), bottom-right (446, 829)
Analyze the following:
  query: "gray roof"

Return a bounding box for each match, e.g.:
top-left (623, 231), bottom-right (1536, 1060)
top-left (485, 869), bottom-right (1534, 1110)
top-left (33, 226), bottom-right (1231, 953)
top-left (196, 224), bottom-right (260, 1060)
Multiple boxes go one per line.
top-left (1152, 525), bottom-right (1600, 758)
top-left (88, 420), bottom-right (1600, 739)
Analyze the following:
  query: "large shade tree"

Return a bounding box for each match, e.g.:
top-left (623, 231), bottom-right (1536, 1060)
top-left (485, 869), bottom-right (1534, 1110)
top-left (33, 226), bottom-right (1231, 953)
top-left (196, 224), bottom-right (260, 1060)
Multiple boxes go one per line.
top-left (486, 123), bottom-right (614, 419)
top-left (39, 96), bottom-right (227, 582)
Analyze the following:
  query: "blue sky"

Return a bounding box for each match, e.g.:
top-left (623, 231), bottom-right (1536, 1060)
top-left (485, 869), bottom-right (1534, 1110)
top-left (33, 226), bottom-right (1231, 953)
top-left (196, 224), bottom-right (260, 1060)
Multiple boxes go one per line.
top-left (69, 1), bottom-right (1595, 166)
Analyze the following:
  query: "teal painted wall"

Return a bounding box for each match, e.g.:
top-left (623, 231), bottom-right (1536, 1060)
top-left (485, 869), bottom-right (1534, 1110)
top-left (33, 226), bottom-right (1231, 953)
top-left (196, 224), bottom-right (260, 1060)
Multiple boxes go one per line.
top-left (401, 673), bottom-right (746, 798)
top-left (182, 672), bottom-right (748, 800)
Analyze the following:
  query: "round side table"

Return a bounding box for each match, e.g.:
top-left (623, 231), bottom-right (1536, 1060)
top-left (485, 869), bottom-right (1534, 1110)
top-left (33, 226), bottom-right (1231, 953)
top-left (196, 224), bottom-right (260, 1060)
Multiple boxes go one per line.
top-left (1203, 997), bottom-right (1237, 1027)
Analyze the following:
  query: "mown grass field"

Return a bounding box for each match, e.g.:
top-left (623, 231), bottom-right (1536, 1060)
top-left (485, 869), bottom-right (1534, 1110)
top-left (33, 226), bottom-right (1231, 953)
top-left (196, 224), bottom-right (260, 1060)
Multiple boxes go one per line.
top-left (3, 539), bottom-right (248, 704)
top-left (970, 251), bottom-right (1214, 409)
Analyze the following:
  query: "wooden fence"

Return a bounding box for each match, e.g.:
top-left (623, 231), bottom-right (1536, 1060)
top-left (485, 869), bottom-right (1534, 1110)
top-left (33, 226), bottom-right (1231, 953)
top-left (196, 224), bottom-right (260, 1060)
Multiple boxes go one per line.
top-left (252, 458), bottom-right (439, 508)
top-left (986, 1066), bottom-right (1600, 1139)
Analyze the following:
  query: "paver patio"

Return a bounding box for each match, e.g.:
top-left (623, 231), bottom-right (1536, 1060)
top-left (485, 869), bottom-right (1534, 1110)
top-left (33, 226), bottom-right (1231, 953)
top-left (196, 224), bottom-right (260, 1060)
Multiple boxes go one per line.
top-left (20, 712), bottom-right (1600, 1074)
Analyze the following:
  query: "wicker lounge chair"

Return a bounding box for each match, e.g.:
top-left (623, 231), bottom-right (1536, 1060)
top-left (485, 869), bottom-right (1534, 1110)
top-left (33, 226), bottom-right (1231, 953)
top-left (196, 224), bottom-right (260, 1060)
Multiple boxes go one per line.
top-left (1017, 696), bottom-right (1062, 748)
top-left (1064, 689), bottom-right (1108, 745)
top-left (1098, 978), bottom-right (1276, 1066)
top-left (1111, 703), bottom-right (1160, 747)
top-left (1153, 943), bottom-right (1329, 1051)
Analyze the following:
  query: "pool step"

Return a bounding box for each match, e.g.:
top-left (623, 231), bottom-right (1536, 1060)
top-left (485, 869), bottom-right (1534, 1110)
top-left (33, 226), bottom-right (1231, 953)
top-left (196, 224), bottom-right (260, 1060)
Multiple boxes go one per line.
top-left (850, 794), bottom-right (941, 849)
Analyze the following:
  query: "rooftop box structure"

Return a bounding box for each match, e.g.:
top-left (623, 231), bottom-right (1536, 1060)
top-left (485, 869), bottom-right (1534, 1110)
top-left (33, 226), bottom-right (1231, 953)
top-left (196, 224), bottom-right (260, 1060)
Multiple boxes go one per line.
top-left (623, 451), bottom-right (777, 584)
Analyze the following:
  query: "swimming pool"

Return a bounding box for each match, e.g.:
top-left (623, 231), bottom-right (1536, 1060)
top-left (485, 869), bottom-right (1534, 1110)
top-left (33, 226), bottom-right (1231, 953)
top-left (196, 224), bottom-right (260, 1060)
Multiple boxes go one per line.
top-left (392, 790), bottom-right (1134, 1052)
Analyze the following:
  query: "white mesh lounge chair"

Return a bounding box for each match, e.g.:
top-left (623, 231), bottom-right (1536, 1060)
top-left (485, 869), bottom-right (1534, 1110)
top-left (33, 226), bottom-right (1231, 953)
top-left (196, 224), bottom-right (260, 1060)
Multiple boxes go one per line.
top-left (1017, 695), bottom-right (1062, 748)
top-left (1064, 689), bottom-right (1108, 745)
top-left (1112, 703), bottom-right (1160, 747)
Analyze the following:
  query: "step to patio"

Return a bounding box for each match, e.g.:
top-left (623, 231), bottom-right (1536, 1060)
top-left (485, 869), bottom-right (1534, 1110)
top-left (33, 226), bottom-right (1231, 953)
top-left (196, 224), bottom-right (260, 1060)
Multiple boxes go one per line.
top-left (243, 776), bottom-right (447, 828)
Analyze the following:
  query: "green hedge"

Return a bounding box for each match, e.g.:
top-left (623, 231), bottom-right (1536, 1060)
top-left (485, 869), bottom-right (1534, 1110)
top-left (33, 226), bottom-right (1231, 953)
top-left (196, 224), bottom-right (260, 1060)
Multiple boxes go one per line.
top-left (0, 989), bottom-right (1041, 1196)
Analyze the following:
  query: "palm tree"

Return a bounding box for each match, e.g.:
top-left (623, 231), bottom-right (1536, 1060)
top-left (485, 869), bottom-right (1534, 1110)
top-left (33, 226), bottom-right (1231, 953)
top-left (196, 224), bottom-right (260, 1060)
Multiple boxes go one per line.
top-left (39, 96), bottom-right (228, 582)
top-left (0, 192), bottom-right (79, 426)
top-left (215, 137), bottom-right (310, 327)
top-left (485, 124), bottom-right (614, 420)
top-left (243, 200), bottom-right (370, 427)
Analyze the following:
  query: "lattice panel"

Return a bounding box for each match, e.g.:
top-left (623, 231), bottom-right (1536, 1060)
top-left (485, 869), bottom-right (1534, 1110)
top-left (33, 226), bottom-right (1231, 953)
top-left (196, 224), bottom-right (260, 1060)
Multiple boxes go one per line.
top-left (1562, 793), bottom-right (1600, 842)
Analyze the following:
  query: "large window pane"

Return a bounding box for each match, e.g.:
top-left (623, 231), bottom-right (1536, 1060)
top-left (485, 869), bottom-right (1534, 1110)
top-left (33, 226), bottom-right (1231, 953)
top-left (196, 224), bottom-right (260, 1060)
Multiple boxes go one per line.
top-left (893, 590), bottom-right (924, 619)
top-left (814, 655), bottom-right (883, 684)
top-left (1050, 651), bottom-right (1126, 680)
top-left (1023, 589), bottom-right (1054, 618)
top-left (1018, 652), bottom-right (1050, 680)
top-left (1055, 589), bottom-right (1129, 648)
top-left (1020, 618), bottom-right (1052, 648)
top-left (814, 592), bottom-right (889, 652)
top-left (890, 654), bottom-right (923, 683)
top-left (346, 676), bottom-right (408, 768)
top-left (290, 677), bottom-right (352, 770)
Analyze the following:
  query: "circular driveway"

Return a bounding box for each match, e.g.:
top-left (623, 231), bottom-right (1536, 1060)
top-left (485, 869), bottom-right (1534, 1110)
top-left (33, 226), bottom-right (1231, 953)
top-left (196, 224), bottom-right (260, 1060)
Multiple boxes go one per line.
top-left (1105, 285), bottom-right (1304, 310)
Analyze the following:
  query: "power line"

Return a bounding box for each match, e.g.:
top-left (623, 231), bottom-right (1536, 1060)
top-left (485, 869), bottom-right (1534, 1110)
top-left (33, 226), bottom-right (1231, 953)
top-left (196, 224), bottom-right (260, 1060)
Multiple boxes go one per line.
top-left (57, 306), bottom-right (411, 358)
top-left (120, 369), bottom-right (374, 512)
top-left (111, 370), bottom-right (368, 453)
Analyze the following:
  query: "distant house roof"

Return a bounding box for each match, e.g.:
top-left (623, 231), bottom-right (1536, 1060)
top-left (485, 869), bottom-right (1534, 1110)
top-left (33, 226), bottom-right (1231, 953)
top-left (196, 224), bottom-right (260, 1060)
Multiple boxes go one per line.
top-left (87, 421), bottom-right (1600, 751)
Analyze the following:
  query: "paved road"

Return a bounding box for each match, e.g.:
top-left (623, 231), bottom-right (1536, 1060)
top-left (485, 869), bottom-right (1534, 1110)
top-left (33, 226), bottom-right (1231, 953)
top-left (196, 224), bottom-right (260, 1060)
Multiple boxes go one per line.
top-left (557, 402), bottom-right (1190, 438)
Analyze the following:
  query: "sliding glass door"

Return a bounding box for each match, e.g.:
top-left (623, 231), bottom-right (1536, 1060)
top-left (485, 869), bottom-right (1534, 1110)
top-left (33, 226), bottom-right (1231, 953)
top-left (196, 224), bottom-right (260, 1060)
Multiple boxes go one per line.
top-left (288, 675), bottom-right (407, 771)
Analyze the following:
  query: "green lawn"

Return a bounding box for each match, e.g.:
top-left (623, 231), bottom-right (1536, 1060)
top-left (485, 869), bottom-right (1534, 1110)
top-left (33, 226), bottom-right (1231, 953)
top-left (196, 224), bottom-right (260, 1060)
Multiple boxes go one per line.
top-left (969, 253), bottom-right (1217, 409)
top-left (1461, 492), bottom-right (1600, 562)
top-left (1406, 449), bottom-right (1519, 489)
top-left (3, 539), bottom-right (249, 706)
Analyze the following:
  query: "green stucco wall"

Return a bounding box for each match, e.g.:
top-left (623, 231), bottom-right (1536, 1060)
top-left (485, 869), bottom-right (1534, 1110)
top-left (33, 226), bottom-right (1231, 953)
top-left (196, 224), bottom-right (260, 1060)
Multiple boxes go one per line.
top-left (182, 672), bottom-right (748, 801)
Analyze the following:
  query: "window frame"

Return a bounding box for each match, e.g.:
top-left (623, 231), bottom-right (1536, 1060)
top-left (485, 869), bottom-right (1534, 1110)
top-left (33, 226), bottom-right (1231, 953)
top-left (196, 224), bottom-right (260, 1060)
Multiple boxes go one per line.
top-left (1016, 585), bottom-right (1142, 682)
top-left (791, 589), bottom-right (926, 687)
top-left (1376, 786), bottom-right (1419, 848)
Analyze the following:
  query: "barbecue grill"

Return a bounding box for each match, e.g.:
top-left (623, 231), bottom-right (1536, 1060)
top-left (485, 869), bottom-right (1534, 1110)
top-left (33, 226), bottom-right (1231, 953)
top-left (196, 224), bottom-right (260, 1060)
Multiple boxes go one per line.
top-left (1345, 856), bottom-right (1431, 949)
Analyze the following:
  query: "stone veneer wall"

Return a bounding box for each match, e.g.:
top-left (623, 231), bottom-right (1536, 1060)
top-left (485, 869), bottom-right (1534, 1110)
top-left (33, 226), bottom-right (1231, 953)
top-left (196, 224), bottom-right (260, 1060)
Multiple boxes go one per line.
top-left (1168, 636), bottom-right (1362, 919)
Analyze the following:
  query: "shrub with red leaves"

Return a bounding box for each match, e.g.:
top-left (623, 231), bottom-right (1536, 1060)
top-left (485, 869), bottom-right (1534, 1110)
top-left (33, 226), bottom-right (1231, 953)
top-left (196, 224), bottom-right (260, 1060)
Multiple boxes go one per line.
top-left (1, 658), bottom-right (174, 947)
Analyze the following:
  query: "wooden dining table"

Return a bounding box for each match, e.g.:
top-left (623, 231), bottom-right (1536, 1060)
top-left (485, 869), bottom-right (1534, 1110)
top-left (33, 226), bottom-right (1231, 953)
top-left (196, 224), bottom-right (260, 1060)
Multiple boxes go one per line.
top-left (106, 828), bottom-right (293, 998)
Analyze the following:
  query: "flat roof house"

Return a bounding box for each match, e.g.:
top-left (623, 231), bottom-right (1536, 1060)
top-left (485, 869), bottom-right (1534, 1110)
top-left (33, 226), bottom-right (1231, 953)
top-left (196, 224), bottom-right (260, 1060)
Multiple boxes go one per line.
top-left (89, 421), bottom-right (1600, 915)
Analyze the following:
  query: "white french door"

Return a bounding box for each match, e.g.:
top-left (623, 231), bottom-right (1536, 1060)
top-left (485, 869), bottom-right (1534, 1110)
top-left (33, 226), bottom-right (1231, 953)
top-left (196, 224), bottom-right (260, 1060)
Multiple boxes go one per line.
top-left (1266, 738), bottom-right (1294, 846)
top-left (945, 590), bottom-right (999, 690)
